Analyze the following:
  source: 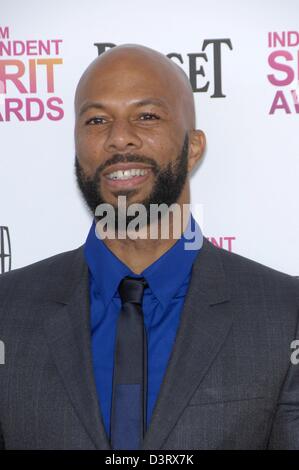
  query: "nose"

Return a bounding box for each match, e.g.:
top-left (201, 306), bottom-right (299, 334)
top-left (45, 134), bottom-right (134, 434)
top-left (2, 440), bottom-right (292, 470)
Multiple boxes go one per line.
top-left (103, 119), bottom-right (142, 153)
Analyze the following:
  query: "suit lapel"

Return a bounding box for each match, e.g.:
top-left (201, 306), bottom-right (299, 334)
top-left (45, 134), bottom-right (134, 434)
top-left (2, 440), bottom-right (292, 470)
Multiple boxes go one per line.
top-left (43, 247), bottom-right (111, 450)
top-left (142, 238), bottom-right (232, 450)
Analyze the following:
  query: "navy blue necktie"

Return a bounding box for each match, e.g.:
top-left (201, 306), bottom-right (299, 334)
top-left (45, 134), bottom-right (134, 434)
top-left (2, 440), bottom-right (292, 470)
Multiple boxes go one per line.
top-left (110, 276), bottom-right (148, 450)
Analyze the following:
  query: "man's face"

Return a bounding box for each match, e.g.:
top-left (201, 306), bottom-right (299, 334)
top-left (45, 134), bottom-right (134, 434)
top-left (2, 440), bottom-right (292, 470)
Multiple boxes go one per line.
top-left (74, 54), bottom-right (194, 217)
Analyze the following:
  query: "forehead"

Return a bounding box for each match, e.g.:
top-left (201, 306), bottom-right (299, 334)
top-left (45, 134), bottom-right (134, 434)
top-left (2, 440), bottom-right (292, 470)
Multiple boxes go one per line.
top-left (75, 56), bottom-right (181, 112)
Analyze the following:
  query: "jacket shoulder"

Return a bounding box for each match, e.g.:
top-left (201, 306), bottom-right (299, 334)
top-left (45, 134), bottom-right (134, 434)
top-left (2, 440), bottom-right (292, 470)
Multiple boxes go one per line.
top-left (202, 238), bottom-right (299, 304)
top-left (0, 245), bottom-right (85, 300)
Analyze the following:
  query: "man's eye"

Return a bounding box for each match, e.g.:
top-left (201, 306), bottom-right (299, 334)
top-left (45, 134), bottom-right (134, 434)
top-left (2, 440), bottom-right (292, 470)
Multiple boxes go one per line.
top-left (139, 113), bottom-right (160, 121)
top-left (86, 117), bottom-right (107, 125)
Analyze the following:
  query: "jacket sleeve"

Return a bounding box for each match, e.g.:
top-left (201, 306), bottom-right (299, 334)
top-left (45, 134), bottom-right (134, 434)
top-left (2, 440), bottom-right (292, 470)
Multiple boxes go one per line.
top-left (0, 421), bottom-right (5, 449)
top-left (268, 323), bottom-right (299, 449)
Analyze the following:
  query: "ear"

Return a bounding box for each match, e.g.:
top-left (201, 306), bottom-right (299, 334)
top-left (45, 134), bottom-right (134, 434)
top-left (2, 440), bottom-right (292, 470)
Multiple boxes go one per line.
top-left (188, 129), bottom-right (206, 172)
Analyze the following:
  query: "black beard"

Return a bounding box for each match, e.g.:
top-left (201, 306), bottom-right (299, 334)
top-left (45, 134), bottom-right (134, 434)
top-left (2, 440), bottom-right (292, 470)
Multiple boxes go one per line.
top-left (75, 133), bottom-right (189, 228)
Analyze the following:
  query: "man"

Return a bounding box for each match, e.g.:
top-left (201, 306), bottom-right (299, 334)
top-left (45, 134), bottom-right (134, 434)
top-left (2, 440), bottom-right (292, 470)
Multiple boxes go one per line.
top-left (0, 44), bottom-right (299, 450)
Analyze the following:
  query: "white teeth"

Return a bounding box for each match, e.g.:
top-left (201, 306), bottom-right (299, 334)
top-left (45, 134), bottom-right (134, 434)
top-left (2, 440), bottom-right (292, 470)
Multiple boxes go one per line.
top-left (106, 168), bottom-right (149, 180)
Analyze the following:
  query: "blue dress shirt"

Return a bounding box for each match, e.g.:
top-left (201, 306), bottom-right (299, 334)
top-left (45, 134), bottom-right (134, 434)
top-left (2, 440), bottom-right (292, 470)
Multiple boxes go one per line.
top-left (84, 214), bottom-right (201, 438)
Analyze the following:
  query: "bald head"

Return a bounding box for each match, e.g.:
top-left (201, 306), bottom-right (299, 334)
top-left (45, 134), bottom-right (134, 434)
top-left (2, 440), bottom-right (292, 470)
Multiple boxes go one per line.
top-left (75, 44), bottom-right (196, 129)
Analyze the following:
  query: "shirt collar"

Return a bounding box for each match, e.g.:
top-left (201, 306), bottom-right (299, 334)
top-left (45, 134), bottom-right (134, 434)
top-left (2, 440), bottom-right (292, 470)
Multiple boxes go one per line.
top-left (84, 213), bottom-right (202, 309)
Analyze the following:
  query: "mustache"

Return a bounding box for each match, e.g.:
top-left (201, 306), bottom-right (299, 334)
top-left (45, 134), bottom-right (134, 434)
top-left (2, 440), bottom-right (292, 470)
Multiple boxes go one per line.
top-left (97, 153), bottom-right (159, 176)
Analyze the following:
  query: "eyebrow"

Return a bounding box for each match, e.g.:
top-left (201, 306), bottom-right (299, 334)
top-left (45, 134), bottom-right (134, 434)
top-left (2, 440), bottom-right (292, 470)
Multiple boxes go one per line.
top-left (134, 98), bottom-right (169, 110)
top-left (78, 98), bottom-right (169, 117)
top-left (78, 101), bottom-right (106, 117)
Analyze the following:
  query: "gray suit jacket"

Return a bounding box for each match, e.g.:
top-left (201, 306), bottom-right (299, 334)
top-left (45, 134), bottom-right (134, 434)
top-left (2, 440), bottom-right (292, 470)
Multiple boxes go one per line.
top-left (0, 237), bottom-right (299, 450)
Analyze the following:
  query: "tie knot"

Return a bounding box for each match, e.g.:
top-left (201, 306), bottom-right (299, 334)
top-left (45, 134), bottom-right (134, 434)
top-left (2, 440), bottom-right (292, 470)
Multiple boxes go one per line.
top-left (118, 276), bottom-right (148, 305)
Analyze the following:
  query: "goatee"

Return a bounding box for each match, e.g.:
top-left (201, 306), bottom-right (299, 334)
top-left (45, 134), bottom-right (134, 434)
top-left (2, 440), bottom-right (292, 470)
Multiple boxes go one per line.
top-left (75, 132), bottom-right (189, 228)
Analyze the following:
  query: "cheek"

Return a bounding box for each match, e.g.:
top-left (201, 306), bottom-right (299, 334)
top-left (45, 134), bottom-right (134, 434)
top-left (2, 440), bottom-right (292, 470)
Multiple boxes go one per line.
top-left (75, 126), bottom-right (104, 172)
top-left (144, 129), bottom-right (183, 163)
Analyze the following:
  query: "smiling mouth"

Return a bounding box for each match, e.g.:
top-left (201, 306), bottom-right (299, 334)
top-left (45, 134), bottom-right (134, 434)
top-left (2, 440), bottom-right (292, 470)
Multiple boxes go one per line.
top-left (102, 163), bottom-right (154, 190)
top-left (106, 168), bottom-right (150, 180)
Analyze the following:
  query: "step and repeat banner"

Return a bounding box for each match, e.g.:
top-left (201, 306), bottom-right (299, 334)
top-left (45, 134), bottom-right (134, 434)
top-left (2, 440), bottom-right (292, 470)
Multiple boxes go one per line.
top-left (0, 0), bottom-right (298, 275)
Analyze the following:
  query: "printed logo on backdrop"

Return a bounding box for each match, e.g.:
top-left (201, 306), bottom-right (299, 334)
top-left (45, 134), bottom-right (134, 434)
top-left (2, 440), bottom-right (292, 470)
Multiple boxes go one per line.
top-left (267, 31), bottom-right (299, 114)
top-left (207, 236), bottom-right (235, 252)
top-left (0, 226), bottom-right (12, 274)
top-left (94, 41), bottom-right (233, 98)
top-left (0, 26), bottom-right (64, 122)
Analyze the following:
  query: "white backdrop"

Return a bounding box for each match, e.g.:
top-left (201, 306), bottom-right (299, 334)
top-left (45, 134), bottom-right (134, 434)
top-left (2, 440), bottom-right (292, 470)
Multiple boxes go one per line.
top-left (0, 0), bottom-right (298, 275)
